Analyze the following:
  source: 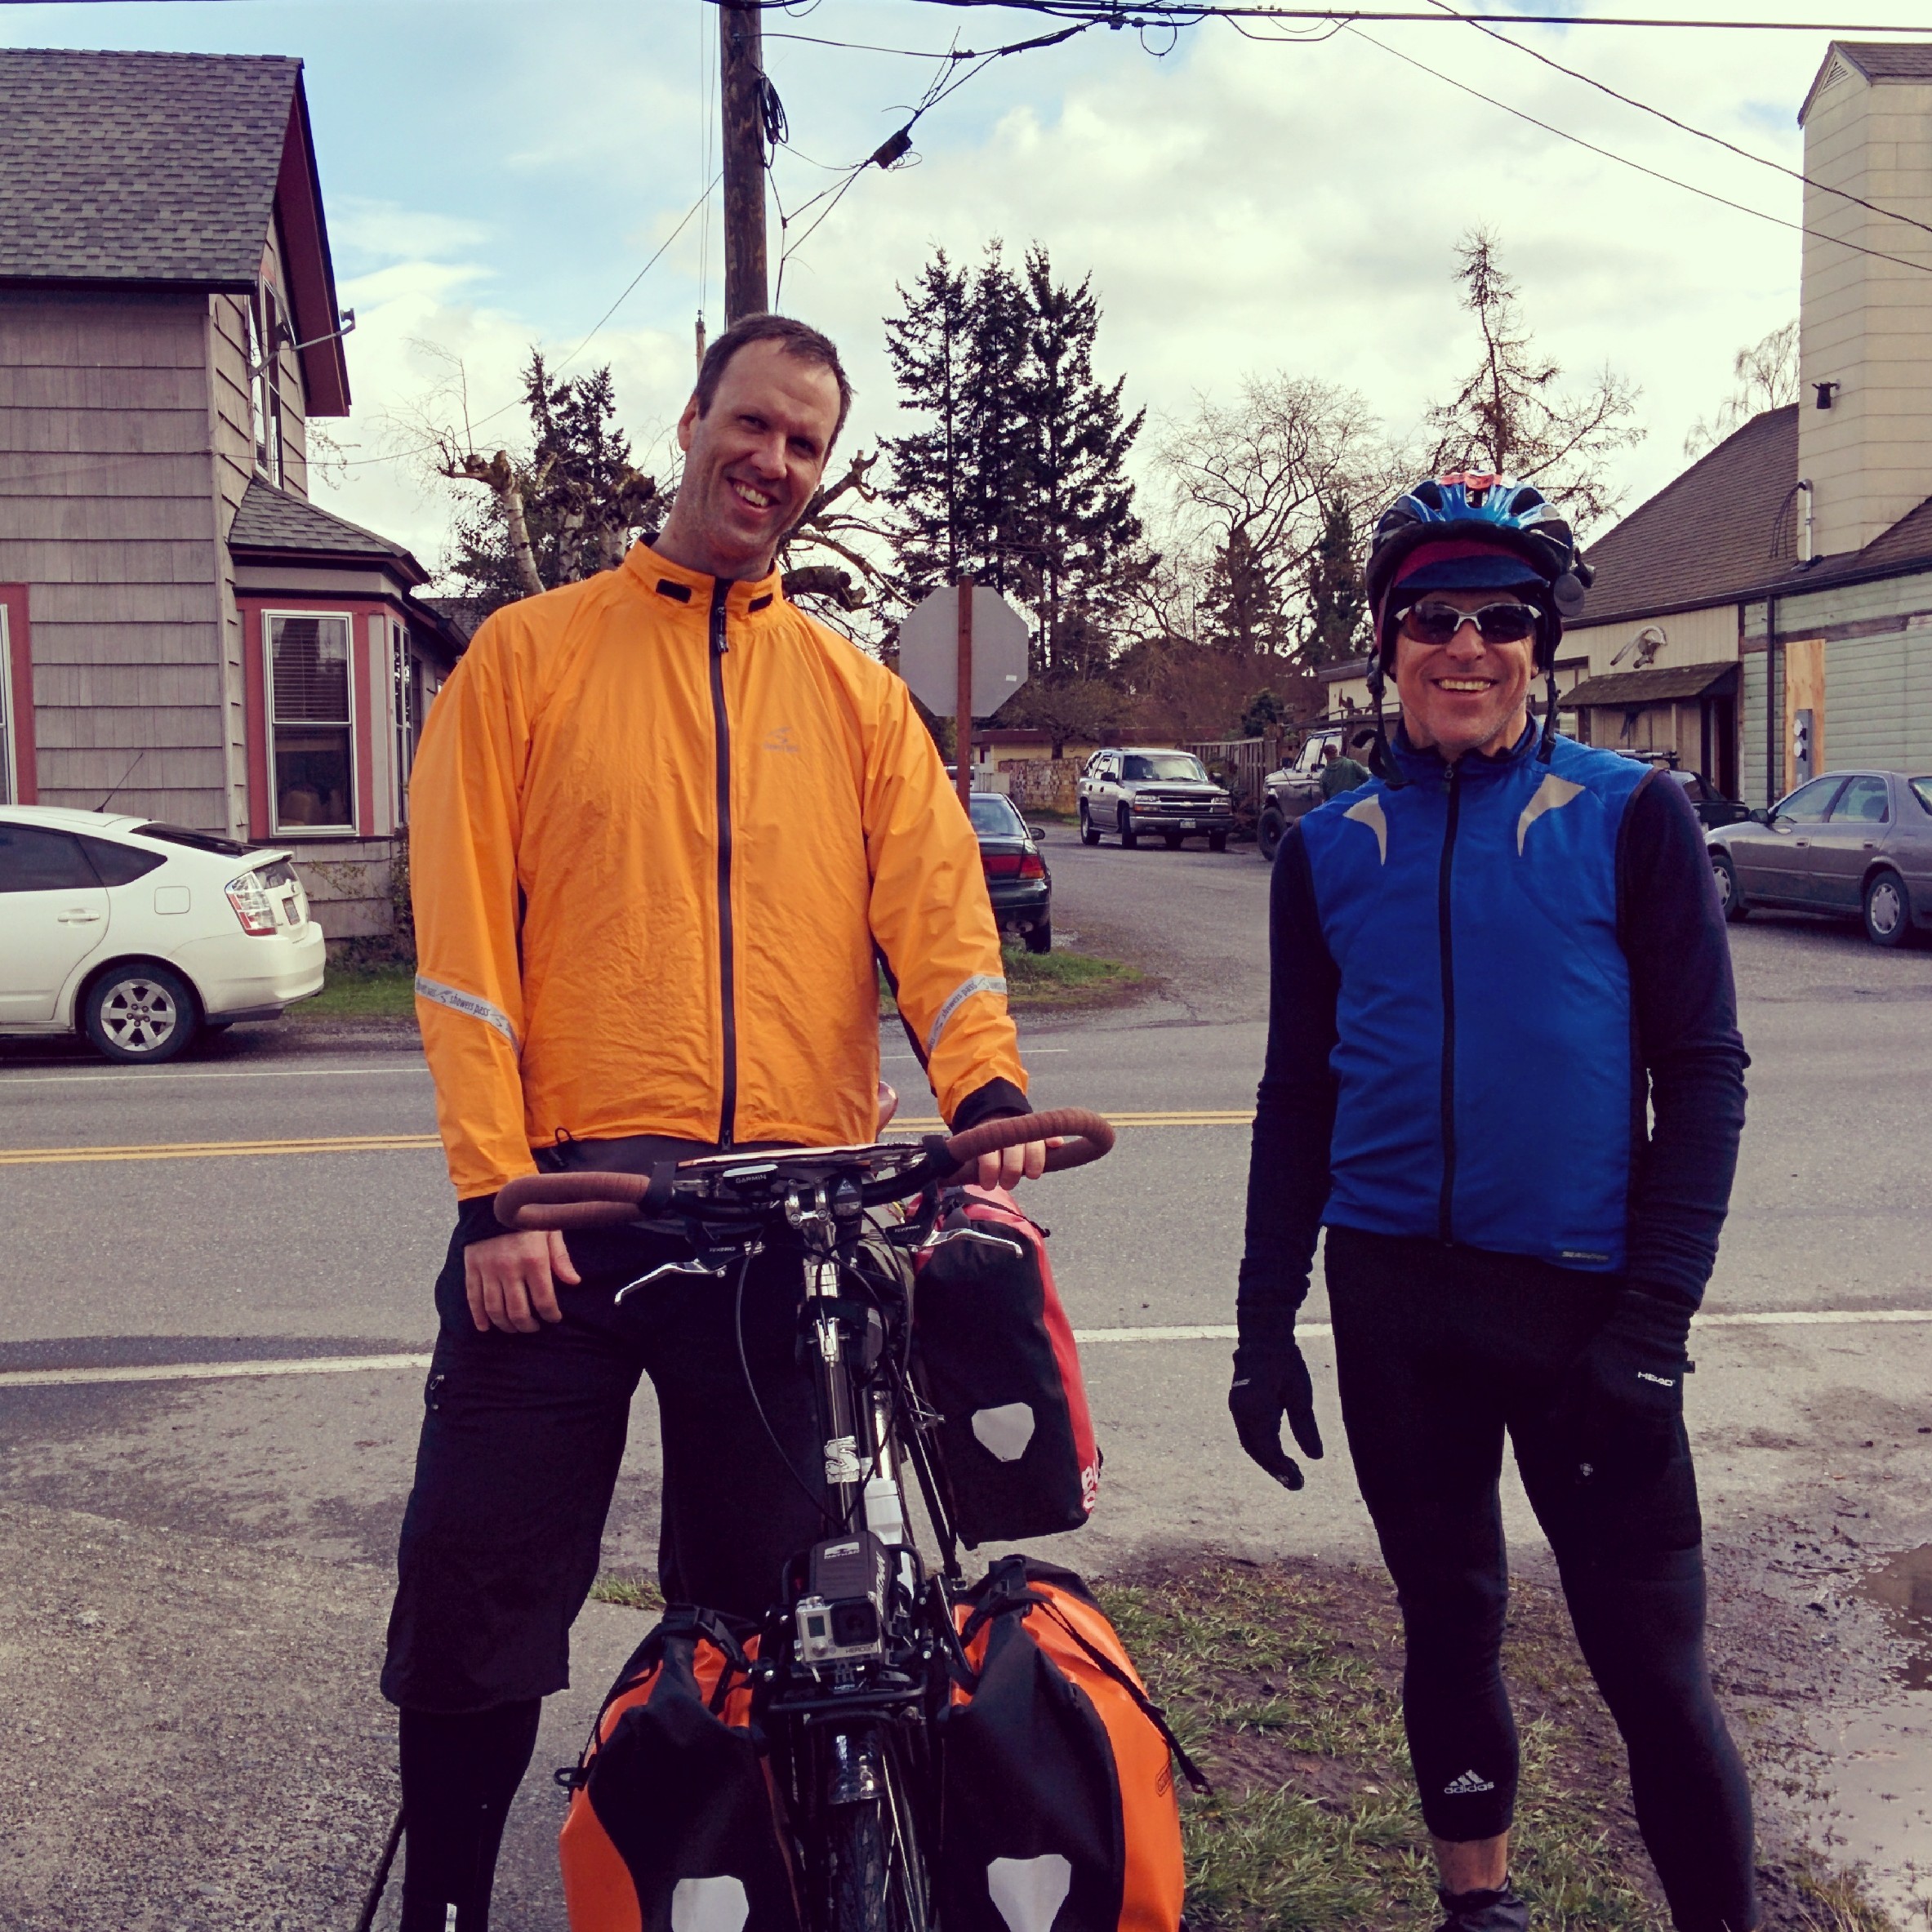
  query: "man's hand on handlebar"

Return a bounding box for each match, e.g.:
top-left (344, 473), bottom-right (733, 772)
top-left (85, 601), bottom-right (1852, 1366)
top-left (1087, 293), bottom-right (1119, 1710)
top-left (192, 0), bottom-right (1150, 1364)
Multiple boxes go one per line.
top-left (973, 1137), bottom-right (1048, 1191)
top-left (464, 1229), bottom-right (581, 1334)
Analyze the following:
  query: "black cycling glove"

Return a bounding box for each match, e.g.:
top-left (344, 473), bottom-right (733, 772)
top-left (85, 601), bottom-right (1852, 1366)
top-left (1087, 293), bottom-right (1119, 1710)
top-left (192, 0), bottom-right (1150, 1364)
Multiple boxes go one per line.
top-left (1547, 1284), bottom-right (1694, 1484)
top-left (1229, 1338), bottom-right (1324, 1493)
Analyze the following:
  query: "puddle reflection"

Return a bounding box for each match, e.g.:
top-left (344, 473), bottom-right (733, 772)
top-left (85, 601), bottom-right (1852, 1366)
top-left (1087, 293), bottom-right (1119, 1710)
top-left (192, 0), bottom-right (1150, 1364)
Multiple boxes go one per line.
top-left (1861, 1545), bottom-right (1932, 1689)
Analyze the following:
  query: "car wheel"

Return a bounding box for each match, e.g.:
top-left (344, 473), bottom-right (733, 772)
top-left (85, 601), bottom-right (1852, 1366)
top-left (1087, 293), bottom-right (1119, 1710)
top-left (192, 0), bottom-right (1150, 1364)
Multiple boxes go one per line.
top-left (1863, 870), bottom-right (1912, 948)
top-left (1208, 831), bottom-right (1228, 854)
top-left (84, 964), bottom-right (198, 1064)
top-left (1025, 920), bottom-right (1052, 955)
top-left (1163, 831), bottom-right (1183, 850)
top-left (1079, 805), bottom-right (1101, 848)
top-left (1118, 807), bottom-right (1137, 850)
top-left (1257, 807), bottom-right (1285, 863)
top-left (1710, 852), bottom-right (1747, 923)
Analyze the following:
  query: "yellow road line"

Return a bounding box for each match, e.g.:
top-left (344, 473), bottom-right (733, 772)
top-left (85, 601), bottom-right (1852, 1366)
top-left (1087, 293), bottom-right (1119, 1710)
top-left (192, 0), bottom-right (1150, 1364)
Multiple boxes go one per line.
top-left (1, 1113), bottom-right (1253, 1169)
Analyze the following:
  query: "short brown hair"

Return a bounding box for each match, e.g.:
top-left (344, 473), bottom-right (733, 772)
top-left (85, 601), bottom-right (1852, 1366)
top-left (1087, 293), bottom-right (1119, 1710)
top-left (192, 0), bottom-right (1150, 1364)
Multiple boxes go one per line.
top-left (693, 314), bottom-right (852, 447)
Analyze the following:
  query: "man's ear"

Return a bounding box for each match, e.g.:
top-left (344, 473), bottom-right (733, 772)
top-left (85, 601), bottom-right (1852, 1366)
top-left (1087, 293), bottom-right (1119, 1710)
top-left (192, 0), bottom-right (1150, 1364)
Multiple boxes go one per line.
top-left (675, 394), bottom-right (700, 453)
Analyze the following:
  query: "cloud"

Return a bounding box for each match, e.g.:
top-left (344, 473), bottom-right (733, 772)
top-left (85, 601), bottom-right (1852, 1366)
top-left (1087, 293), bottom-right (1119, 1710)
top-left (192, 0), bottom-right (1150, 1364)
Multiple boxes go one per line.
top-left (299, 0), bottom-right (1848, 575)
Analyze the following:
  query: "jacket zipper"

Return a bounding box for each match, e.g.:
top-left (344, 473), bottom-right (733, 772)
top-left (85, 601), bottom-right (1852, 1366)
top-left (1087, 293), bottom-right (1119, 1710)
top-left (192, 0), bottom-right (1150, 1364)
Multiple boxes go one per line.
top-left (1436, 764), bottom-right (1461, 1244)
top-left (708, 579), bottom-right (737, 1149)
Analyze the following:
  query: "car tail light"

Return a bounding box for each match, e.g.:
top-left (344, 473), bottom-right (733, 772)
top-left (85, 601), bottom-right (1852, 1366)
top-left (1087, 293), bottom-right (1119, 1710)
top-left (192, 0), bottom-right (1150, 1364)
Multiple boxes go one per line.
top-left (982, 852), bottom-right (1023, 878)
top-left (1017, 852), bottom-right (1045, 879)
top-left (225, 870), bottom-right (278, 936)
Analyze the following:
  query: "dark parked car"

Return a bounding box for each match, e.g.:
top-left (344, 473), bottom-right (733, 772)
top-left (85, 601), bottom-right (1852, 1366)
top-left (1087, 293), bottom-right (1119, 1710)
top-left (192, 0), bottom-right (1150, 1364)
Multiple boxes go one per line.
top-left (1076, 748), bottom-right (1235, 851)
top-left (970, 792), bottom-right (1053, 953)
top-left (1706, 768), bottom-right (1932, 947)
top-left (1610, 750), bottom-right (1750, 829)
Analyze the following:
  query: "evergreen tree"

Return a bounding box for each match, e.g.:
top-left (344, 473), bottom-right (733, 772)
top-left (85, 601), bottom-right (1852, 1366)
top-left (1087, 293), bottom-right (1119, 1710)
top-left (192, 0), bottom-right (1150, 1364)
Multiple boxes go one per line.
top-left (1300, 502), bottom-right (1369, 667)
top-left (880, 252), bottom-right (973, 601)
top-left (1199, 528), bottom-right (1295, 658)
top-left (883, 243), bottom-right (1146, 683)
top-left (444, 351), bottom-right (661, 616)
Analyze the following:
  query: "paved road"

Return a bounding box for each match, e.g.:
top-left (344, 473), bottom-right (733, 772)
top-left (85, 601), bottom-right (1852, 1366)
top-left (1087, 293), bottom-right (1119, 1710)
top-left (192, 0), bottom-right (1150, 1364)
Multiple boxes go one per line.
top-left (2, 843), bottom-right (1930, 1927)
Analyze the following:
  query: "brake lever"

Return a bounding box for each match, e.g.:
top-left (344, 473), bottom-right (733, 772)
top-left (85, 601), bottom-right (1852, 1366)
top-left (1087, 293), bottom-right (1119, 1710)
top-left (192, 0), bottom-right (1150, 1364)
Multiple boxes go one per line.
top-left (613, 1242), bottom-right (763, 1307)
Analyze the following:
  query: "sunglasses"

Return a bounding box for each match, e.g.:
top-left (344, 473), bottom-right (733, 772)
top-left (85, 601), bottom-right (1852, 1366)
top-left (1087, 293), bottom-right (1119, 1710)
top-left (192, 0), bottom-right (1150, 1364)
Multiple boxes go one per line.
top-left (1396, 599), bottom-right (1542, 648)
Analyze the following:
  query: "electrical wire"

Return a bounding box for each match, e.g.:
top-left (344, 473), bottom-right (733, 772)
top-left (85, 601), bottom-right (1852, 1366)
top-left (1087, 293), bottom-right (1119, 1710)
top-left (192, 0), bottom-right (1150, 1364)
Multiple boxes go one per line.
top-left (1425, 0), bottom-right (1932, 247)
top-left (710, 0), bottom-right (1932, 29)
top-left (1347, 24), bottom-right (1932, 276)
top-left (336, 174), bottom-right (718, 470)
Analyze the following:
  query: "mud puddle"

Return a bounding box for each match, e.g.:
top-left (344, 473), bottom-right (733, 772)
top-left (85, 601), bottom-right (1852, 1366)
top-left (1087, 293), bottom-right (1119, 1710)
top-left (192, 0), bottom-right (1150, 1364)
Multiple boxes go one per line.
top-left (1801, 1547), bottom-right (1932, 1921)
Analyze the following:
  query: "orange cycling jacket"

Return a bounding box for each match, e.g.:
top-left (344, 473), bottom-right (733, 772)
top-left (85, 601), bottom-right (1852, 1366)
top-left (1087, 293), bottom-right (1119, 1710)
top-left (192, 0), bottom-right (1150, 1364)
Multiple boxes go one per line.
top-left (408, 544), bottom-right (1028, 1203)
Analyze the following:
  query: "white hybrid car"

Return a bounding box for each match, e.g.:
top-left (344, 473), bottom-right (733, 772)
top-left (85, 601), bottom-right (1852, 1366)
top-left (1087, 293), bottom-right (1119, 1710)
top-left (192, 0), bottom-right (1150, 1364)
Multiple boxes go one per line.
top-left (1, 805), bottom-right (325, 1063)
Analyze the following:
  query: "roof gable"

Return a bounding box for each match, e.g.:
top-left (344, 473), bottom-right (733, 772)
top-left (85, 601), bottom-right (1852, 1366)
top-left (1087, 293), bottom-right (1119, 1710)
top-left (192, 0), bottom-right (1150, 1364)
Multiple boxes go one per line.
top-left (0, 47), bottom-right (348, 412)
top-left (1801, 39), bottom-right (1932, 125)
top-left (1578, 406), bottom-right (1798, 627)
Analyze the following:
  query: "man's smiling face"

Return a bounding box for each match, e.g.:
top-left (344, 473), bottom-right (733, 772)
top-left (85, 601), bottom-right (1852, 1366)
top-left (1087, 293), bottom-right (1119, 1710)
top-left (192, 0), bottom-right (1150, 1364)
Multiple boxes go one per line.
top-left (1391, 590), bottom-right (1538, 762)
top-left (668, 339), bottom-right (841, 579)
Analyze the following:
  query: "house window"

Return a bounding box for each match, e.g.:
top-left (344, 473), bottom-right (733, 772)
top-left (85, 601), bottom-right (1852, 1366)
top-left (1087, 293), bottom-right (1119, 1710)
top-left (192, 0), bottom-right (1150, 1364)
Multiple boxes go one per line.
top-left (266, 612), bottom-right (354, 833)
top-left (390, 621), bottom-right (415, 826)
top-left (247, 288), bottom-right (283, 487)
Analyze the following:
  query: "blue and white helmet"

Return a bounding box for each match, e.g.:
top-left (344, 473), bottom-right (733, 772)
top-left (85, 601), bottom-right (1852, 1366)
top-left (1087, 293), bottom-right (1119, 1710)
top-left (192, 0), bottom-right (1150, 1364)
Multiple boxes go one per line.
top-left (1365, 473), bottom-right (1591, 671)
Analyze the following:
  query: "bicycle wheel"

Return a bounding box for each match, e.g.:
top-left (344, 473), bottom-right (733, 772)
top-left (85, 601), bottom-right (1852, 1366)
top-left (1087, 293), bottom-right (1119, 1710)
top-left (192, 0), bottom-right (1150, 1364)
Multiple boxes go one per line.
top-left (822, 1748), bottom-right (932, 1932)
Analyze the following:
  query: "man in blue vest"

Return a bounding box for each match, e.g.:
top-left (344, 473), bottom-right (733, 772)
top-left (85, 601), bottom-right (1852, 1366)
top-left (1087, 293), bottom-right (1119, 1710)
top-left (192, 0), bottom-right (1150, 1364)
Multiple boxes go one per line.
top-left (1232, 475), bottom-right (1756, 1932)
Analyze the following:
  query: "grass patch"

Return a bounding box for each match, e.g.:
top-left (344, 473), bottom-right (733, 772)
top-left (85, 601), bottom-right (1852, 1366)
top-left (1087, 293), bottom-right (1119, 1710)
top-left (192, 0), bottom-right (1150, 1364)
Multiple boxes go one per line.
top-left (1097, 1559), bottom-right (1881, 1932)
top-left (294, 963), bottom-right (418, 1022)
top-left (1002, 942), bottom-right (1142, 1008)
top-left (589, 1574), bottom-right (664, 1613)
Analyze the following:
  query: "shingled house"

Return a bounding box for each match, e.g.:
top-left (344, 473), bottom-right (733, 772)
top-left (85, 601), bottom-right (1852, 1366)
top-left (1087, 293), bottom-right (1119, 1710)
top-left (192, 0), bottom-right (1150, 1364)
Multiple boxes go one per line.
top-left (0, 47), bottom-right (461, 935)
top-left (1324, 40), bottom-right (1932, 809)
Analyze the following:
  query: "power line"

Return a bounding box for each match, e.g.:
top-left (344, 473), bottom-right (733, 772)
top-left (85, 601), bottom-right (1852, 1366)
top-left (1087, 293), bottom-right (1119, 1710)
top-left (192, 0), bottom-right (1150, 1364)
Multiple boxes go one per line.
top-left (1347, 24), bottom-right (1932, 274)
top-left (715, 0), bottom-right (1932, 29)
top-left (1427, 0), bottom-right (1932, 247)
top-left (337, 176), bottom-right (719, 470)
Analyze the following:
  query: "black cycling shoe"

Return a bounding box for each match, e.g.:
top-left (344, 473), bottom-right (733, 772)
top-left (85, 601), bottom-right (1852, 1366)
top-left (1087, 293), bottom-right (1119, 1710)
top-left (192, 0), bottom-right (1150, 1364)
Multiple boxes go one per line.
top-left (1434, 1881), bottom-right (1530, 1932)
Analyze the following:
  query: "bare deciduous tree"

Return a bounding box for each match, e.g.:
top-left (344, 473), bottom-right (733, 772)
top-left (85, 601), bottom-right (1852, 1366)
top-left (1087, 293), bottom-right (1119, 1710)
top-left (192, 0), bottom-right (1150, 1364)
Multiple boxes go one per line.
top-left (1423, 229), bottom-right (1644, 533)
top-left (1682, 319), bottom-right (1799, 458)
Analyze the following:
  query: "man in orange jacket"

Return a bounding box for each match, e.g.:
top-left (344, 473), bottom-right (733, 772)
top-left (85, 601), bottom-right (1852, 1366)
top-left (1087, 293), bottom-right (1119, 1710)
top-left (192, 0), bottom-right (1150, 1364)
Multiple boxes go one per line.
top-left (384, 314), bottom-right (1041, 1930)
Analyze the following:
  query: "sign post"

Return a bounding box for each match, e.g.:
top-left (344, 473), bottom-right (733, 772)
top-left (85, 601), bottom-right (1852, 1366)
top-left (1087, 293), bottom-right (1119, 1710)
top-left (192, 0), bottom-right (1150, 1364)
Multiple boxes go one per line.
top-left (897, 582), bottom-right (1031, 817)
top-left (955, 575), bottom-right (974, 812)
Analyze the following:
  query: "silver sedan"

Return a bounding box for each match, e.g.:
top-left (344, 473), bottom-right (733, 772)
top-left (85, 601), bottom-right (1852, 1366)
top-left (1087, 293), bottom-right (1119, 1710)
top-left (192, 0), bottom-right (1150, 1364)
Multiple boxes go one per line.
top-left (1707, 768), bottom-right (1932, 948)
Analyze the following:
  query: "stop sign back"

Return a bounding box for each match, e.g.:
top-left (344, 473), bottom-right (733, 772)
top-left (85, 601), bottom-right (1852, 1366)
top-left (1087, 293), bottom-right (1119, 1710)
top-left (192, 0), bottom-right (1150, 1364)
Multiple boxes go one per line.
top-left (897, 583), bottom-right (1031, 719)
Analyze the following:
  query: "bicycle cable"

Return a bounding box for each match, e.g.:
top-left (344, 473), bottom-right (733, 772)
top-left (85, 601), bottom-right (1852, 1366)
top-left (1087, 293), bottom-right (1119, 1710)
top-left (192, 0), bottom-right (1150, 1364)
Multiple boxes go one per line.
top-left (732, 1248), bottom-right (841, 1529)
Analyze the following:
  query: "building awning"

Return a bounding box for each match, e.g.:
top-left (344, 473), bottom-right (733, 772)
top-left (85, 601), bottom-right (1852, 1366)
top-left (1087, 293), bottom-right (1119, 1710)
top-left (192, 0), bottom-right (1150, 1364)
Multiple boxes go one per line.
top-left (1565, 661), bottom-right (1738, 708)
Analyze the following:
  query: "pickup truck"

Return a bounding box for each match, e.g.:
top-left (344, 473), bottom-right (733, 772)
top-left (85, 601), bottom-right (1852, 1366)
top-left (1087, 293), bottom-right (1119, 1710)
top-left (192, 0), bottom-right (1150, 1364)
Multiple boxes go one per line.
top-left (1077, 747), bottom-right (1236, 851)
top-left (1255, 727), bottom-right (1378, 861)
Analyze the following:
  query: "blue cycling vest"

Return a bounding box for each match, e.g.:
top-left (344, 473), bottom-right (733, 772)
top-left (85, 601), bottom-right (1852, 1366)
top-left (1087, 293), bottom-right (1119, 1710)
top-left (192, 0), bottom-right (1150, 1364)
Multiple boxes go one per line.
top-left (1298, 730), bottom-right (1651, 1273)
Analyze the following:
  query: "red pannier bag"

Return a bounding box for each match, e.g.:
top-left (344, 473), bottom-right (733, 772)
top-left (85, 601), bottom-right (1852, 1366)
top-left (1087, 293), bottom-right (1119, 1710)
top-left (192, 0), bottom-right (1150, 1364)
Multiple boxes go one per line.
top-left (912, 1185), bottom-right (1101, 1547)
top-left (558, 1605), bottom-right (800, 1932)
top-left (937, 1556), bottom-right (1204, 1932)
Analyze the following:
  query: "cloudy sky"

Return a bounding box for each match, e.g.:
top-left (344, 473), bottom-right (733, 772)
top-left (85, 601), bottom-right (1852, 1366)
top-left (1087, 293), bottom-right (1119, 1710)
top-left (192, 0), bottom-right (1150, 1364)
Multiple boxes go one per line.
top-left (7, 0), bottom-right (1863, 576)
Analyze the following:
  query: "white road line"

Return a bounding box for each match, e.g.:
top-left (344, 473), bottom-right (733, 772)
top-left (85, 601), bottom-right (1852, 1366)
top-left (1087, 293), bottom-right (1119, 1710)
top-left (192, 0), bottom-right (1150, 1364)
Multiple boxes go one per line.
top-left (3, 1307), bottom-right (1925, 1390)
top-left (0, 1064), bottom-right (429, 1086)
top-left (0, 1352), bottom-right (434, 1390)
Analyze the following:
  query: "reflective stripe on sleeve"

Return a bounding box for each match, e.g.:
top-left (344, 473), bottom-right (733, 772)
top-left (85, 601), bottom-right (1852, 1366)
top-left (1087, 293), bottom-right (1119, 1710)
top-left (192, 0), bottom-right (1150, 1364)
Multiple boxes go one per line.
top-left (413, 975), bottom-right (520, 1054)
top-left (924, 973), bottom-right (1008, 1057)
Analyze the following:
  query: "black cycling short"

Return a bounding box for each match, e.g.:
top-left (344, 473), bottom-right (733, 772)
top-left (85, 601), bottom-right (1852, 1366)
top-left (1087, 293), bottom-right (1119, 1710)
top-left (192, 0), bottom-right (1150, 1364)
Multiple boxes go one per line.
top-left (381, 1222), bottom-right (828, 1714)
top-left (1324, 1226), bottom-right (1756, 1932)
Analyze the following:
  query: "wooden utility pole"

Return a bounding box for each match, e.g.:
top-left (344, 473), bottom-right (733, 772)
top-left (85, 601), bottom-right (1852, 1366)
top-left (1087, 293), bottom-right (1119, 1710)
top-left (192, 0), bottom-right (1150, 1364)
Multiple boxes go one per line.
top-left (719, 0), bottom-right (769, 323)
top-left (956, 577), bottom-right (975, 813)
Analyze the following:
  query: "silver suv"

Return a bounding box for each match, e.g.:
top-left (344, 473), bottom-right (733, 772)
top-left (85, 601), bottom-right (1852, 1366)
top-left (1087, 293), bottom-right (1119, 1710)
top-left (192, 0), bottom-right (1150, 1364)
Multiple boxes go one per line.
top-left (1078, 747), bottom-right (1235, 852)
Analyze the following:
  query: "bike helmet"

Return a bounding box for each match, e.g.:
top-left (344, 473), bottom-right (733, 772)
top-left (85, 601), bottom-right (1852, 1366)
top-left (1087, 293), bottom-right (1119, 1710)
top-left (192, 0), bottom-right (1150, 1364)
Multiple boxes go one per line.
top-left (1362, 473), bottom-right (1594, 770)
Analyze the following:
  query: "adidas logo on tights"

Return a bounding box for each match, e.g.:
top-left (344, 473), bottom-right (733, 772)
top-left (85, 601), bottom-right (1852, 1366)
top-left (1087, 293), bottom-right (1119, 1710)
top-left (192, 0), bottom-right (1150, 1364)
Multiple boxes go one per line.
top-left (1443, 1769), bottom-right (1497, 1796)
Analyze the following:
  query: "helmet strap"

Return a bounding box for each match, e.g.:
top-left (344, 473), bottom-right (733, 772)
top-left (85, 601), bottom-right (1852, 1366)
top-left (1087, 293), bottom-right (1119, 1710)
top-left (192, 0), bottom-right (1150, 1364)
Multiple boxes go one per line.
top-left (1538, 665), bottom-right (1560, 763)
top-left (1365, 630), bottom-right (1407, 789)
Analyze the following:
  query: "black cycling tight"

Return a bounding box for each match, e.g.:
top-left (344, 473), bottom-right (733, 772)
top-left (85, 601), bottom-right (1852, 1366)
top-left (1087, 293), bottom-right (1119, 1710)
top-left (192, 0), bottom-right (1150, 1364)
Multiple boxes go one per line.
top-left (1324, 1227), bottom-right (1757, 1932)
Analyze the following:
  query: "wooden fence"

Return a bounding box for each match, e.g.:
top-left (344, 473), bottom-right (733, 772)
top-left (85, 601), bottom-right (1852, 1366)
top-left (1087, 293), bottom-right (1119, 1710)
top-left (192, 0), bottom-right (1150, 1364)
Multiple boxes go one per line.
top-left (1182, 733), bottom-right (1285, 807)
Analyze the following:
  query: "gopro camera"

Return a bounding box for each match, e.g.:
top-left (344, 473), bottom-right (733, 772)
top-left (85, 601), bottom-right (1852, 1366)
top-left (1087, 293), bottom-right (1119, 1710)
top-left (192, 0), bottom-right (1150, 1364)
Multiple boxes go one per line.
top-left (794, 1532), bottom-right (890, 1667)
